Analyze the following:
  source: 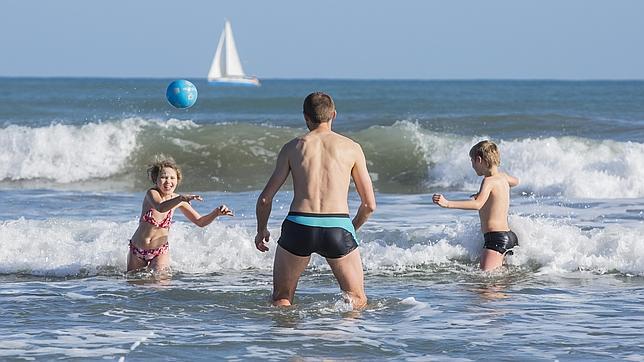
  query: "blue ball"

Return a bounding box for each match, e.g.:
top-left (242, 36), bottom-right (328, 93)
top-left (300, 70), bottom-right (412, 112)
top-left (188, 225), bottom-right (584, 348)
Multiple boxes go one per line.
top-left (166, 80), bottom-right (198, 109)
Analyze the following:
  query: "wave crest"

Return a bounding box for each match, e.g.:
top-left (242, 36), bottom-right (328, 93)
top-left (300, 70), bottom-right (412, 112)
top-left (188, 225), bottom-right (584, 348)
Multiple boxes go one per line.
top-left (1, 119), bottom-right (643, 198)
top-left (1, 214), bottom-right (642, 277)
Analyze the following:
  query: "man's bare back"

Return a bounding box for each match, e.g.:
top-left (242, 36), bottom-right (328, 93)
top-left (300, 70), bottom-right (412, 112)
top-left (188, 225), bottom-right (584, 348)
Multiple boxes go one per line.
top-left (287, 129), bottom-right (359, 214)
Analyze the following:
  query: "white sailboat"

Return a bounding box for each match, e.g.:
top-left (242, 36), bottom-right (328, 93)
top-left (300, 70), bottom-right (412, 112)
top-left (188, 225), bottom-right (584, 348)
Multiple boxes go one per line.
top-left (207, 20), bottom-right (260, 87)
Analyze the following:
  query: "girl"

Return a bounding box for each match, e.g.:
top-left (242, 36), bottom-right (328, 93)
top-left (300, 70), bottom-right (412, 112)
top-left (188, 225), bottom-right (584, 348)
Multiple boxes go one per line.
top-left (127, 156), bottom-right (233, 272)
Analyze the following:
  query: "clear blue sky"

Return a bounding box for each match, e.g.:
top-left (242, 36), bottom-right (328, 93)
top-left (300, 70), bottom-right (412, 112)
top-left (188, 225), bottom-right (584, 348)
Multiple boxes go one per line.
top-left (1, 0), bottom-right (643, 79)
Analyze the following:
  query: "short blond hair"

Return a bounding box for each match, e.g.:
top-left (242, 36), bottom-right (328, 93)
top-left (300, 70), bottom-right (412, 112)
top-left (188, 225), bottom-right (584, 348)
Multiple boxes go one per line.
top-left (303, 92), bottom-right (335, 123)
top-left (147, 155), bottom-right (182, 184)
top-left (469, 140), bottom-right (500, 167)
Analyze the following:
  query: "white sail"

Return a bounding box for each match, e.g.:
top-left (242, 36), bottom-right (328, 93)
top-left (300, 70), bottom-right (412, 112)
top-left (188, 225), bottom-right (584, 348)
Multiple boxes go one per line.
top-left (223, 20), bottom-right (245, 77)
top-left (207, 30), bottom-right (226, 79)
top-left (207, 20), bottom-right (260, 86)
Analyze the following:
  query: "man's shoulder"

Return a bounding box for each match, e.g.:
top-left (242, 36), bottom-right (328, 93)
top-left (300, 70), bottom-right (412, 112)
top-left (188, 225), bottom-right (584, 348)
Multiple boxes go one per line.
top-left (330, 132), bottom-right (361, 149)
top-left (282, 136), bottom-right (303, 150)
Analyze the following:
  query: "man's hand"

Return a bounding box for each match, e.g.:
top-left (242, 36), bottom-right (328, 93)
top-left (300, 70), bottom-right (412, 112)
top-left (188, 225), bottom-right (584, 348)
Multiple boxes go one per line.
top-left (432, 193), bottom-right (449, 208)
top-left (255, 229), bottom-right (270, 252)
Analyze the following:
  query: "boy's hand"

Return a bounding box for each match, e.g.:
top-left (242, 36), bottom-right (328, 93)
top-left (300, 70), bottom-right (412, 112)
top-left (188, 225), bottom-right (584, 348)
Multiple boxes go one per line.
top-left (432, 193), bottom-right (449, 208)
top-left (214, 204), bottom-right (234, 217)
top-left (255, 229), bottom-right (270, 252)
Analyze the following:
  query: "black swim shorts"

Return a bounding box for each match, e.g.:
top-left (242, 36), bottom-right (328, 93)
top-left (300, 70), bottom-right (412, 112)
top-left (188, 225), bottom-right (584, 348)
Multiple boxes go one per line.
top-left (483, 230), bottom-right (519, 255)
top-left (277, 212), bottom-right (358, 259)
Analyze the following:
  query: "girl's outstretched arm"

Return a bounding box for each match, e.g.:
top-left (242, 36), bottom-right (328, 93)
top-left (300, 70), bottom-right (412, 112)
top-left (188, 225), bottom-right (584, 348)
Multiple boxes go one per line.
top-left (146, 189), bottom-right (202, 213)
top-left (179, 203), bottom-right (233, 228)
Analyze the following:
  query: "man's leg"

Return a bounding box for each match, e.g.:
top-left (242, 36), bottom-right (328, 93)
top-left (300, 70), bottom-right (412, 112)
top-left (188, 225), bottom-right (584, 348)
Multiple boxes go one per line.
top-left (326, 248), bottom-right (367, 308)
top-left (272, 245), bottom-right (310, 306)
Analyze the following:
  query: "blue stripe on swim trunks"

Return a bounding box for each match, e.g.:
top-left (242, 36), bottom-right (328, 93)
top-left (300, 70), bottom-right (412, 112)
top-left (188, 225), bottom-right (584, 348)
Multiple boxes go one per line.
top-left (285, 212), bottom-right (358, 242)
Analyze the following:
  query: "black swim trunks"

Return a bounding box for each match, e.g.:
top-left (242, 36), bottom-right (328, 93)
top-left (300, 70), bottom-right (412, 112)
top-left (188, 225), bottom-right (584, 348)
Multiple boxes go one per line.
top-left (277, 212), bottom-right (358, 259)
top-left (483, 230), bottom-right (519, 255)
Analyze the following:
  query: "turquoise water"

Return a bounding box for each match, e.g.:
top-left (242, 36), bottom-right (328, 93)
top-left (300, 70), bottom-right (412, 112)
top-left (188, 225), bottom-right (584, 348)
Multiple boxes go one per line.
top-left (1, 79), bottom-right (643, 360)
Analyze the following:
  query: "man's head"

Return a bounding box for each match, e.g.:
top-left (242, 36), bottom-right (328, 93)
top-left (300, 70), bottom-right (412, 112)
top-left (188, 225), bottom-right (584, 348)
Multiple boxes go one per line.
top-left (303, 92), bottom-right (336, 125)
top-left (469, 140), bottom-right (500, 172)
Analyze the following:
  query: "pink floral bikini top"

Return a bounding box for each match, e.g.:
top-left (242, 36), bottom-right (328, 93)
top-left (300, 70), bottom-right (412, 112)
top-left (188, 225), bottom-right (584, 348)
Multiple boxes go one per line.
top-left (141, 208), bottom-right (174, 229)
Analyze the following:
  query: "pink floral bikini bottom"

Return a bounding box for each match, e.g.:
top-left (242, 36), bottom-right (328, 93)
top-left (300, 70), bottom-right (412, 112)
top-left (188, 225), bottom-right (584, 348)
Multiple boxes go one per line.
top-left (129, 241), bottom-right (169, 262)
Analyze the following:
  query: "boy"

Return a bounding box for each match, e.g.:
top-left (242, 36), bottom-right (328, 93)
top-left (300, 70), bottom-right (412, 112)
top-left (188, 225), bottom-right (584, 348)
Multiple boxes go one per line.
top-left (432, 140), bottom-right (519, 271)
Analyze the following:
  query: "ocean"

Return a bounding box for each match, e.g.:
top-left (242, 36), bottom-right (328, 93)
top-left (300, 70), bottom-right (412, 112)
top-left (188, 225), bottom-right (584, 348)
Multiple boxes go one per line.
top-left (1, 78), bottom-right (643, 360)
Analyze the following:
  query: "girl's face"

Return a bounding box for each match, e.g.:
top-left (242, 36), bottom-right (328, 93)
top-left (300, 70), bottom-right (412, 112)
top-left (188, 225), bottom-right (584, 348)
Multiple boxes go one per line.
top-left (156, 167), bottom-right (179, 195)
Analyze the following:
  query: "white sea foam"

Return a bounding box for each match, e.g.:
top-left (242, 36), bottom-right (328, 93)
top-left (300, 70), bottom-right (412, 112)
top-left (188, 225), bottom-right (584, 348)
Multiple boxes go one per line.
top-left (2, 119), bottom-right (642, 198)
top-left (0, 218), bottom-right (270, 276)
top-left (0, 328), bottom-right (153, 359)
top-left (379, 214), bottom-right (644, 275)
top-left (0, 118), bottom-right (199, 183)
top-left (394, 121), bottom-right (644, 198)
top-left (1, 213), bottom-right (642, 276)
top-left (0, 119), bottom-right (142, 182)
top-left (507, 215), bottom-right (644, 275)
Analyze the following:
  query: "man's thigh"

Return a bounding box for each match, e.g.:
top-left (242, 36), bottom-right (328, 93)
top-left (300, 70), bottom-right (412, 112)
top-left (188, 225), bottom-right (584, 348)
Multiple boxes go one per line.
top-left (326, 248), bottom-right (365, 294)
top-left (273, 245), bottom-right (310, 292)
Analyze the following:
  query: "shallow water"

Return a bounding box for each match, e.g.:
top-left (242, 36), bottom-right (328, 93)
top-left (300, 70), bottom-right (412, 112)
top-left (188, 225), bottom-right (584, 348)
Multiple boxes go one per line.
top-left (2, 269), bottom-right (643, 361)
top-left (1, 79), bottom-right (643, 360)
top-left (1, 191), bottom-right (643, 360)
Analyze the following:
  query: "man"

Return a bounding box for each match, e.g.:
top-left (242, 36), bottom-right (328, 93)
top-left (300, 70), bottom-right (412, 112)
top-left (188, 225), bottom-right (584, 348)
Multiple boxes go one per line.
top-left (255, 92), bottom-right (376, 308)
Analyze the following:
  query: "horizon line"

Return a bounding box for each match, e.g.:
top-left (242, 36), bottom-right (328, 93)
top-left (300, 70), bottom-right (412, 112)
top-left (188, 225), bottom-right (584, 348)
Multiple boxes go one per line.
top-left (1, 76), bottom-right (644, 82)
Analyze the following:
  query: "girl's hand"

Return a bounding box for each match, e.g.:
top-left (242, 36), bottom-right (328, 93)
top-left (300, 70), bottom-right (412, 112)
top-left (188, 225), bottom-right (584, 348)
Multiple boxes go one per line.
top-left (181, 194), bottom-right (203, 203)
top-left (214, 204), bottom-right (234, 217)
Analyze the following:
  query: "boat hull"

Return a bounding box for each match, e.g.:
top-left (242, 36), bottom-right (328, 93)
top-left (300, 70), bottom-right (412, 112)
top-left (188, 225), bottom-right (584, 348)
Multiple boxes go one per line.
top-left (208, 77), bottom-right (261, 87)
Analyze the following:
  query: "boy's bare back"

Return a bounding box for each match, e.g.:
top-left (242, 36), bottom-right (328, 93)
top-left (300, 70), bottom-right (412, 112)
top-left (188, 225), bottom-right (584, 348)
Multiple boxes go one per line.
top-left (477, 173), bottom-right (513, 233)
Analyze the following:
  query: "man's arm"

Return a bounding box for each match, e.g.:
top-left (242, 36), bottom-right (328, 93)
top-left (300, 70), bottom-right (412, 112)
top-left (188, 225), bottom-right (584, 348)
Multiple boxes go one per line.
top-left (351, 144), bottom-right (376, 230)
top-left (255, 143), bottom-right (291, 252)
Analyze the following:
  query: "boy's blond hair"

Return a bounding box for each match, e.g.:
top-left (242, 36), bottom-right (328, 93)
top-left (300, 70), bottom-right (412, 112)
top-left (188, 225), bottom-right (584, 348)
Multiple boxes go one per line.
top-left (469, 140), bottom-right (500, 168)
top-left (147, 155), bottom-right (182, 184)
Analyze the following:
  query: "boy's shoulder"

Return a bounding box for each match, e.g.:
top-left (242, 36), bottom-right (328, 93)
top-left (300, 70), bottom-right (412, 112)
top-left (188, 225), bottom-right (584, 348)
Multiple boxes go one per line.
top-left (483, 173), bottom-right (509, 186)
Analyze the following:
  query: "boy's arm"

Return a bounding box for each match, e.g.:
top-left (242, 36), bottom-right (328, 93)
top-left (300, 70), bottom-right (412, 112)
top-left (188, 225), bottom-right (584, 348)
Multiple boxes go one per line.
top-left (351, 144), bottom-right (376, 230)
top-left (433, 178), bottom-right (493, 210)
top-left (255, 143), bottom-right (291, 252)
top-left (505, 173), bottom-right (520, 187)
